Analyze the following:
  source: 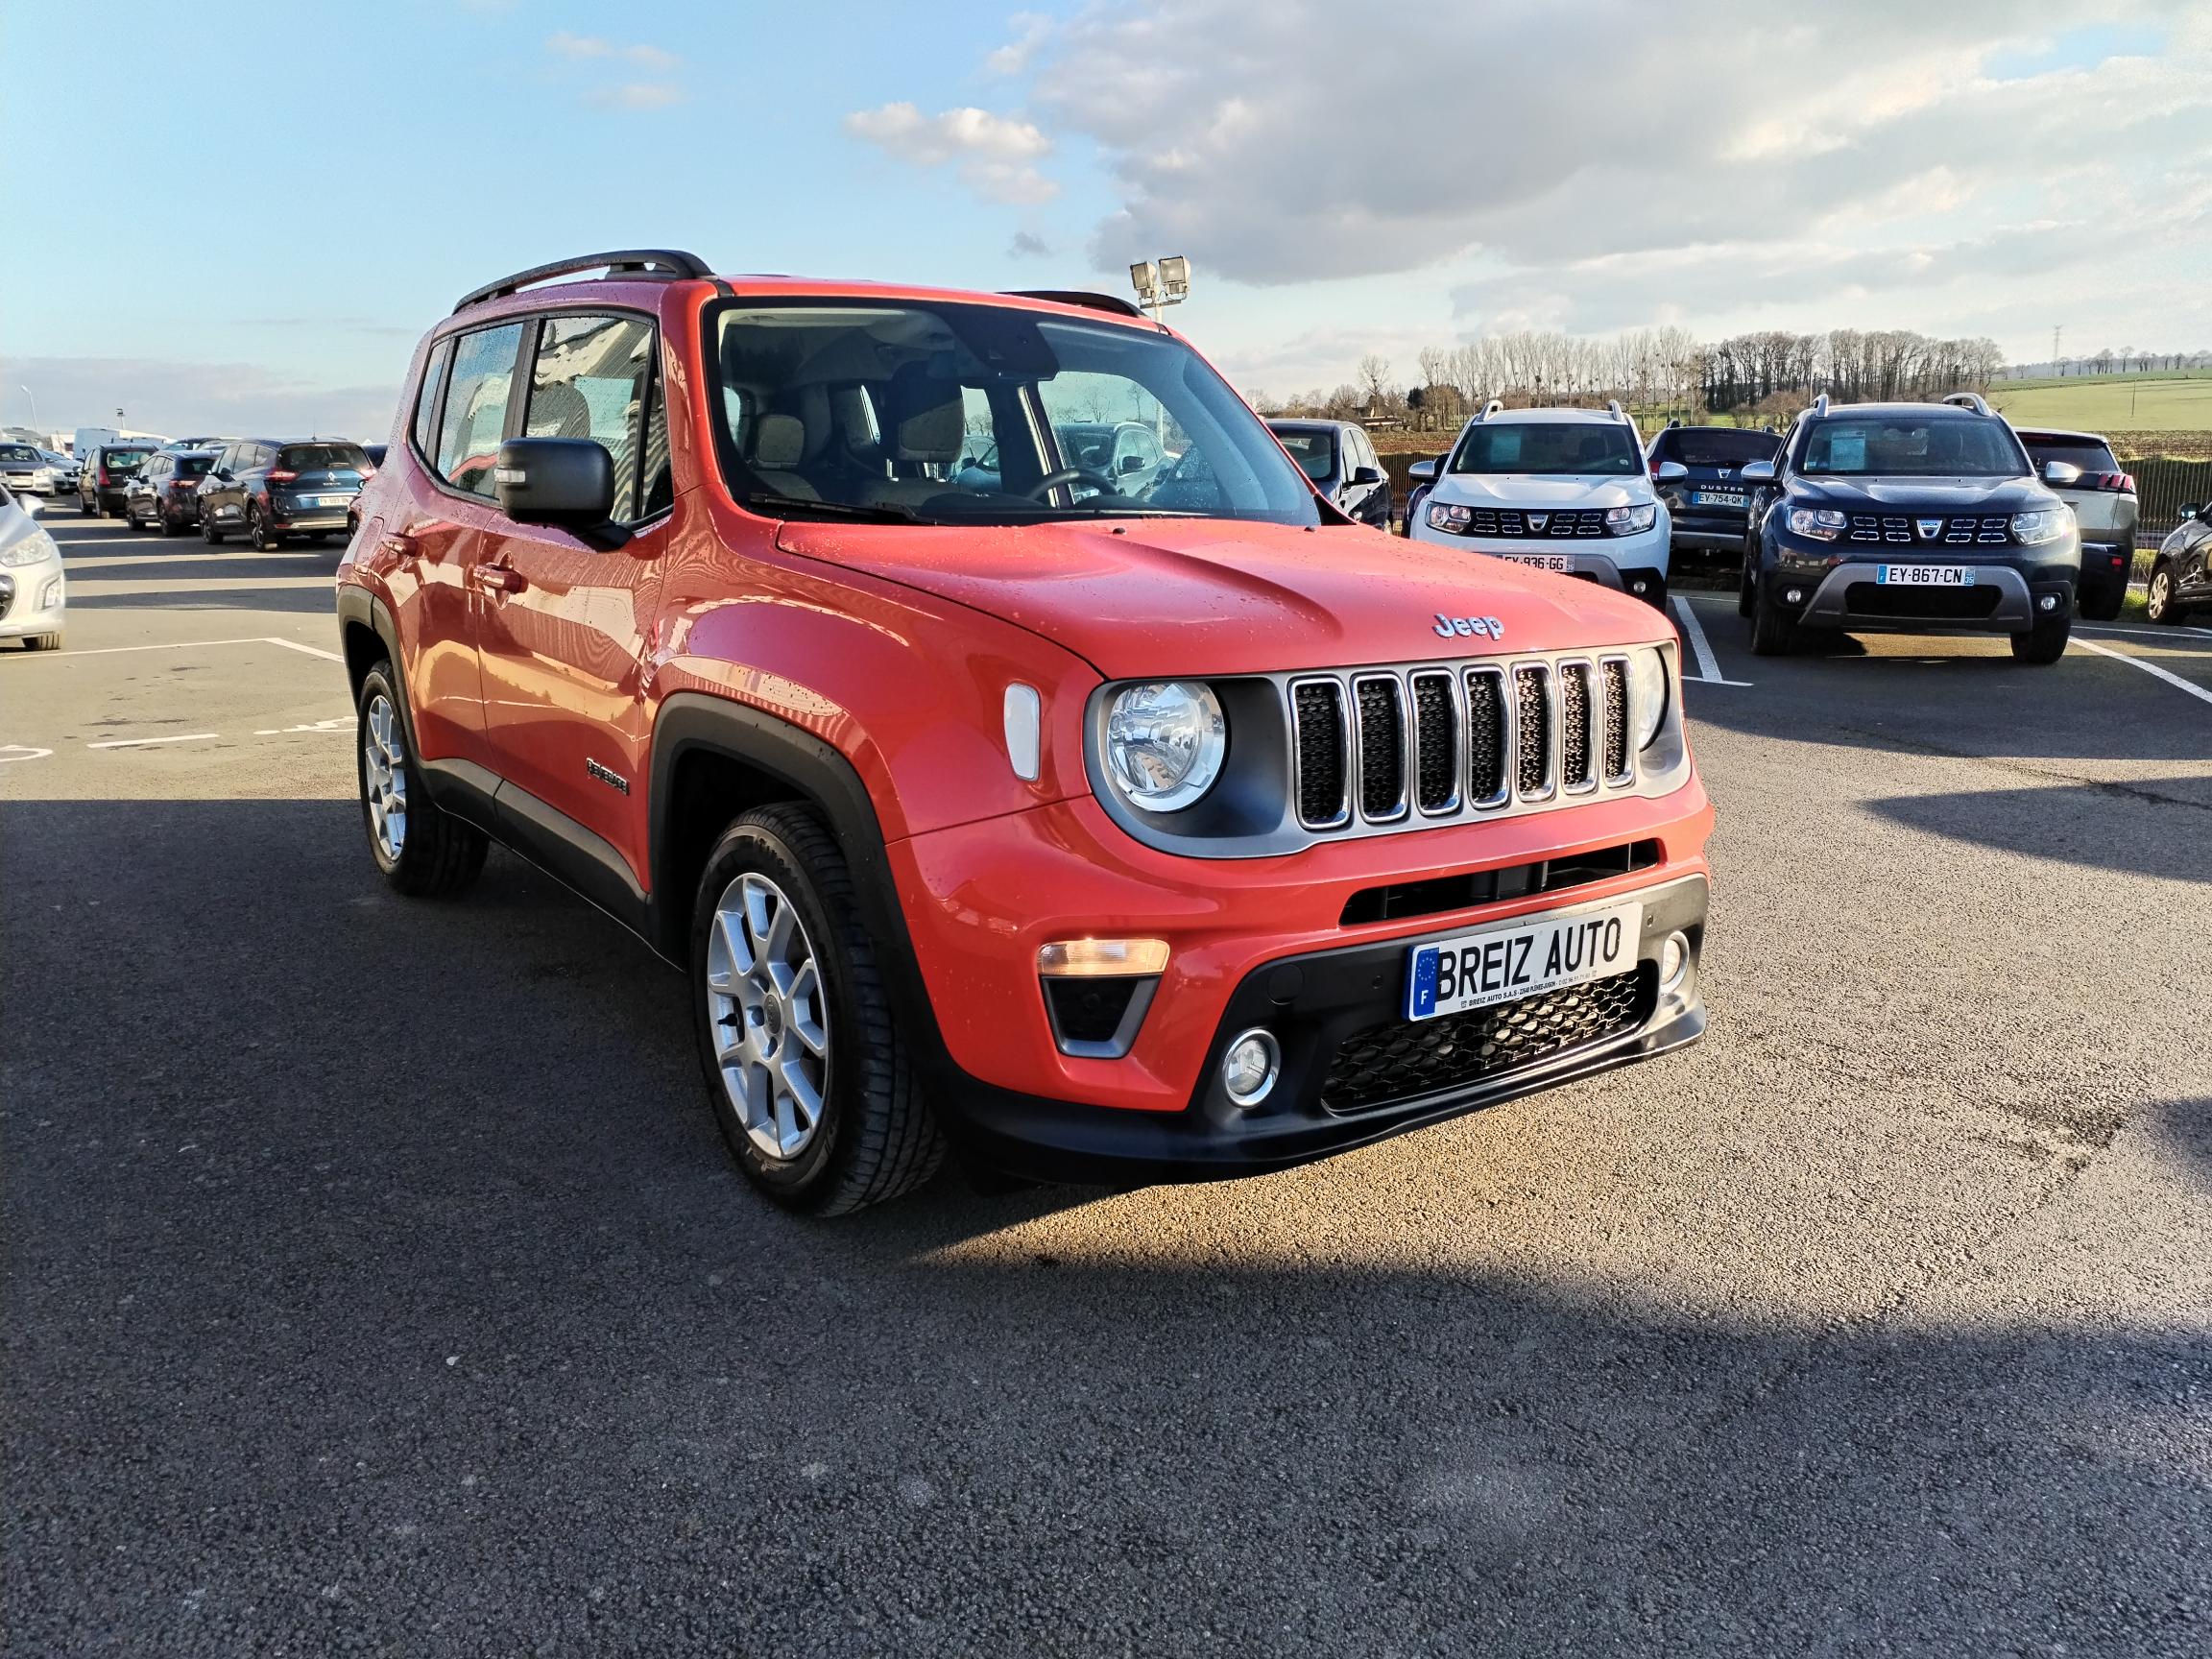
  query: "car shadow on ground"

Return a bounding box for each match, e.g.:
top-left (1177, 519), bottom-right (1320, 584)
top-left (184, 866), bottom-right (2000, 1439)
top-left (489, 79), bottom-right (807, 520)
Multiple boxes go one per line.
top-left (1865, 775), bottom-right (2212, 881)
top-left (5, 796), bottom-right (2208, 1654)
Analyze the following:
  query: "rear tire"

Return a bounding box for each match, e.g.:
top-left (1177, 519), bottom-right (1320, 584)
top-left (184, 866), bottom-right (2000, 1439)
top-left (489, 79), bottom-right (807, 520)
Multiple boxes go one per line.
top-left (1736, 546), bottom-right (1756, 618)
top-left (249, 506), bottom-right (278, 550)
top-left (2145, 565), bottom-right (2187, 625)
top-left (159, 508), bottom-right (185, 538)
top-left (1748, 577), bottom-right (1797, 656)
top-left (355, 660), bottom-right (487, 897)
top-left (202, 513), bottom-right (226, 545)
top-left (22, 633), bottom-right (61, 652)
top-left (2010, 612), bottom-right (2071, 664)
top-left (691, 805), bottom-right (945, 1215)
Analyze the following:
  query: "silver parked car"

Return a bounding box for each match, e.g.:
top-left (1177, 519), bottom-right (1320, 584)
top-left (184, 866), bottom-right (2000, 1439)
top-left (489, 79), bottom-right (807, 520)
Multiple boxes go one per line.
top-left (2015, 427), bottom-right (2139, 621)
top-left (0, 483), bottom-right (64, 651)
top-left (0, 441), bottom-right (62, 497)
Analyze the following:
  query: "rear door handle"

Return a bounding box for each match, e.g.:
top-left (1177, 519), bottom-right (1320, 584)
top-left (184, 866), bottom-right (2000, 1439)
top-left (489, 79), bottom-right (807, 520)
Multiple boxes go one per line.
top-left (470, 560), bottom-right (527, 594)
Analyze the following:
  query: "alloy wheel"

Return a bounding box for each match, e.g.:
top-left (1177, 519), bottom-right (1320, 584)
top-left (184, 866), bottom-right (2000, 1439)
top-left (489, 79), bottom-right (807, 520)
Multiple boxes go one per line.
top-left (362, 692), bottom-right (408, 860)
top-left (705, 872), bottom-right (830, 1161)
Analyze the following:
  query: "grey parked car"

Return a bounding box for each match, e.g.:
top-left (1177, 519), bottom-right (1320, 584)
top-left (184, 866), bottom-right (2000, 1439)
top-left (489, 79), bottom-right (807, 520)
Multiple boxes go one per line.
top-left (1265, 419), bottom-right (1392, 530)
top-left (2012, 427), bottom-right (2138, 621)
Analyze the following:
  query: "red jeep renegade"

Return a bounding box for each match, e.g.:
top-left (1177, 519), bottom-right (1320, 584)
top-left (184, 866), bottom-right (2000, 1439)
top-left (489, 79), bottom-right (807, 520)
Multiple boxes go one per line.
top-left (336, 250), bottom-right (1714, 1214)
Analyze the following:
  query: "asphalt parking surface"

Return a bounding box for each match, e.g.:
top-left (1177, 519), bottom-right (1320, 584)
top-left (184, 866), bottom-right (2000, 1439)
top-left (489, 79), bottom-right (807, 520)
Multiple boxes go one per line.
top-left (5, 513), bottom-right (2209, 1656)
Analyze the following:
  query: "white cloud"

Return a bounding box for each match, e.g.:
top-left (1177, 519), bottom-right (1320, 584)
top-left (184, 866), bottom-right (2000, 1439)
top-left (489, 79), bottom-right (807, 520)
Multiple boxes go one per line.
top-left (547, 32), bottom-right (685, 110)
top-left (547, 32), bottom-right (681, 72)
top-left (985, 12), bottom-right (1052, 76)
top-left (843, 102), bottom-right (1057, 204)
top-left (589, 82), bottom-right (685, 111)
top-left (1007, 229), bottom-right (1052, 258)
top-left (1008, 0), bottom-right (2211, 363)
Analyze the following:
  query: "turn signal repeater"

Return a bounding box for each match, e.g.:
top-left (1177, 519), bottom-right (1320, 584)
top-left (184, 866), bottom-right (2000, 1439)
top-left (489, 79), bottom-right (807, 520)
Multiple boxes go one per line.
top-left (1037, 938), bottom-right (1170, 977)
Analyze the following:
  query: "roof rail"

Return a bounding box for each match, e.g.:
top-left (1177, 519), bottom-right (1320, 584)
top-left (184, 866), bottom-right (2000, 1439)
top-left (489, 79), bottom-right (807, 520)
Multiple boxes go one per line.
top-left (1812, 393), bottom-right (1830, 417)
top-left (1002, 289), bottom-right (1146, 320)
top-left (1477, 397), bottom-right (1504, 421)
top-left (1605, 398), bottom-right (1629, 423)
top-left (1940, 391), bottom-right (1993, 417)
top-left (453, 249), bottom-right (715, 313)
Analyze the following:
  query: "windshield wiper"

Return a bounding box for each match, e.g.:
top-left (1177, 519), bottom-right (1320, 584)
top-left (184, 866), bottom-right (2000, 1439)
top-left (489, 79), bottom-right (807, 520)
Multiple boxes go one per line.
top-left (744, 494), bottom-right (936, 526)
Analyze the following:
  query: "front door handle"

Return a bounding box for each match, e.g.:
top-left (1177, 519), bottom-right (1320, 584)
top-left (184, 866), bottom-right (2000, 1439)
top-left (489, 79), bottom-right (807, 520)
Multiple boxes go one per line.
top-left (470, 560), bottom-right (527, 594)
top-left (379, 531), bottom-right (421, 562)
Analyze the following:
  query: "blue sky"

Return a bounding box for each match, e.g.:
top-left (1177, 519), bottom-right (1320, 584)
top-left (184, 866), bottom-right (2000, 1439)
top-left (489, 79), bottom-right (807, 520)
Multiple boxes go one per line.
top-left (3, 0), bottom-right (2206, 439)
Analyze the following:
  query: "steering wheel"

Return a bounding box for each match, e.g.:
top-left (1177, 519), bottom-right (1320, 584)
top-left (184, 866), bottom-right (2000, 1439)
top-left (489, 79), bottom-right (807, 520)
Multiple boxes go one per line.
top-left (1025, 466), bottom-right (1118, 501)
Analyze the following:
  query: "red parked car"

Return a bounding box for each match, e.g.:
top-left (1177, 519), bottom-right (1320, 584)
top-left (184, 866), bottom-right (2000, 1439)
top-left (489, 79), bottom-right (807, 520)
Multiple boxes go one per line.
top-left (336, 251), bottom-right (1714, 1214)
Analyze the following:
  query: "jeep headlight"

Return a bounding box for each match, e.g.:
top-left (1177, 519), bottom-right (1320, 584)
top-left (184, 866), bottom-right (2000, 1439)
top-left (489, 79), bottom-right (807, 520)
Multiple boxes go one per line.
top-left (1604, 503), bottom-right (1657, 536)
top-left (1788, 507), bottom-right (1848, 541)
top-left (1104, 681), bottom-right (1226, 811)
top-left (1626, 647), bottom-right (1669, 751)
top-left (2010, 508), bottom-right (2067, 546)
top-left (0, 529), bottom-right (56, 566)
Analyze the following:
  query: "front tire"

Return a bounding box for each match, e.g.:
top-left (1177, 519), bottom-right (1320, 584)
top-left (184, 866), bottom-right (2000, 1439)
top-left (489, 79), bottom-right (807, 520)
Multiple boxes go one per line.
top-left (1748, 575), bottom-right (1797, 656)
top-left (691, 805), bottom-right (944, 1215)
top-left (355, 661), bottom-right (487, 897)
top-left (249, 506), bottom-right (279, 550)
top-left (202, 512), bottom-right (226, 545)
top-left (1736, 544), bottom-right (1756, 618)
top-left (2010, 611), bottom-right (2071, 664)
top-left (2146, 565), bottom-right (2187, 625)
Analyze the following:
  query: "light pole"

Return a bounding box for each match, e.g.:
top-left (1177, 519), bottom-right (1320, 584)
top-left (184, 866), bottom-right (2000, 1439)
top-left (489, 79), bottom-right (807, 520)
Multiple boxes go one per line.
top-left (17, 384), bottom-right (36, 433)
top-left (1128, 256), bottom-right (1190, 445)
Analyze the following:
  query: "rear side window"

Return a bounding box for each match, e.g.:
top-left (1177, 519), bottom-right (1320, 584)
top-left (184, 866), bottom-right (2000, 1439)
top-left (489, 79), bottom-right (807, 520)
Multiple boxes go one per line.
top-left (177, 455), bottom-right (213, 479)
top-left (524, 313), bottom-right (657, 522)
top-left (1656, 428), bottom-right (1777, 468)
top-left (2021, 435), bottom-right (2120, 473)
top-left (412, 338), bottom-right (453, 460)
top-left (436, 323), bottom-right (524, 497)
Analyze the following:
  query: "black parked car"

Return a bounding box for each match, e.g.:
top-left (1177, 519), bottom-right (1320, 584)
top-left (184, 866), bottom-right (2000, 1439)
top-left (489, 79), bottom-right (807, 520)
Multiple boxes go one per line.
top-left (198, 438), bottom-right (373, 548)
top-left (2145, 503), bottom-right (2210, 625)
top-left (78, 444), bottom-right (157, 517)
top-left (1646, 422), bottom-right (1779, 555)
top-left (122, 449), bottom-right (218, 536)
top-left (1264, 419), bottom-right (1391, 529)
top-left (1738, 394), bottom-right (2080, 664)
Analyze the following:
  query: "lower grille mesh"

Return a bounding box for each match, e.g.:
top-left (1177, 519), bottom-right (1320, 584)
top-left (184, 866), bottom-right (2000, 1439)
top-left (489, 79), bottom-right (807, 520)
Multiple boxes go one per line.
top-left (1319, 967), bottom-right (1650, 1114)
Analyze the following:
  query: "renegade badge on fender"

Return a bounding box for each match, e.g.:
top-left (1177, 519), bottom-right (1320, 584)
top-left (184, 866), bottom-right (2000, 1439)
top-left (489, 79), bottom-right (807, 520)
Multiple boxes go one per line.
top-left (335, 250), bottom-right (1715, 1214)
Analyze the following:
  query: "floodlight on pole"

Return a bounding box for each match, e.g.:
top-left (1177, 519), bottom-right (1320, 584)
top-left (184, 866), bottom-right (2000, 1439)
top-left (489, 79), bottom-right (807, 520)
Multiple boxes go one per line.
top-left (1128, 254), bottom-right (1190, 324)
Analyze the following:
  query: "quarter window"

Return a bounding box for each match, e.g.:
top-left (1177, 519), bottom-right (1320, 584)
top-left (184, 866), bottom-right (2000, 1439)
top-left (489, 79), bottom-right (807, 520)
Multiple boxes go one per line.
top-left (436, 323), bottom-right (525, 497)
top-left (523, 313), bottom-right (657, 522)
top-left (413, 338), bottom-right (453, 460)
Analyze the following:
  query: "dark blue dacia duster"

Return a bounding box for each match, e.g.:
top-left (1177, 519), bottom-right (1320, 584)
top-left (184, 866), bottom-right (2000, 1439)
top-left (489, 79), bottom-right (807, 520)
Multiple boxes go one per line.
top-left (1737, 394), bottom-right (2080, 664)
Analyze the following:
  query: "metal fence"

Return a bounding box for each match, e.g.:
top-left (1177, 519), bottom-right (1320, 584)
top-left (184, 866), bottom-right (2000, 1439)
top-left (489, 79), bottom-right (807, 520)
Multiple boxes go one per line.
top-left (2120, 451), bottom-right (2211, 545)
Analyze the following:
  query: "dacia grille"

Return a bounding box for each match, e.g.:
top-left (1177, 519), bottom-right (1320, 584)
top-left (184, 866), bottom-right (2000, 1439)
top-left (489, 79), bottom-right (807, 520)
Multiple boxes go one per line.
top-left (1457, 508), bottom-right (1607, 540)
top-left (1290, 650), bottom-right (1656, 834)
top-left (1847, 514), bottom-right (2012, 546)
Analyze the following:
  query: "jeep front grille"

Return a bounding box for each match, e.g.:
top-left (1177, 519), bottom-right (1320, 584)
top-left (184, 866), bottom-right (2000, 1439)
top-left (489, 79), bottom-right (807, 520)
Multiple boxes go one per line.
top-left (1291, 651), bottom-right (1652, 835)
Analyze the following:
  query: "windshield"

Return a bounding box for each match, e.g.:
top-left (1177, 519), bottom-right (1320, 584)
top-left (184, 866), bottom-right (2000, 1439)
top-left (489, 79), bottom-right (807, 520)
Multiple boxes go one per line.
top-left (1656, 428), bottom-right (1776, 468)
top-left (1450, 421), bottom-right (1640, 476)
top-left (1269, 427), bottom-right (1337, 483)
top-left (0, 445), bottom-right (40, 464)
top-left (706, 300), bottom-right (1321, 526)
top-left (1797, 417), bottom-right (2026, 478)
top-left (276, 444), bottom-right (369, 472)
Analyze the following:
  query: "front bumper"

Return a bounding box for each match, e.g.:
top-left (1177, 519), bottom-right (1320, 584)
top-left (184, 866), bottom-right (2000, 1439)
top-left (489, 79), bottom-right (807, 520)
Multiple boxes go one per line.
top-left (887, 783), bottom-right (1714, 1183)
top-left (1766, 530), bottom-right (2079, 635)
top-left (0, 562), bottom-right (66, 639)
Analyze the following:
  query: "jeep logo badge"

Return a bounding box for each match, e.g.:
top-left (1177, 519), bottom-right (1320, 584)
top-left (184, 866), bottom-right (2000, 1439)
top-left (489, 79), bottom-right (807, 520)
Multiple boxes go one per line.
top-left (1433, 613), bottom-right (1504, 641)
top-left (1916, 518), bottom-right (1944, 542)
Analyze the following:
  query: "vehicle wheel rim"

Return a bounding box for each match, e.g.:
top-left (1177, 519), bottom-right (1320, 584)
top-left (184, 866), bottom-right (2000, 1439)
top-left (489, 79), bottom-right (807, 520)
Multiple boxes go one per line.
top-left (705, 871), bottom-right (830, 1162)
top-left (362, 693), bottom-right (407, 860)
top-left (2150, 572), bottom-right (2169, 615)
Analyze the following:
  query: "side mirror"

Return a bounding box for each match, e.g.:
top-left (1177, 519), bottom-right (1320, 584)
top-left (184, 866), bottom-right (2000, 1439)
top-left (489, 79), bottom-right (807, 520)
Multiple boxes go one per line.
top-left (494, 437), bottom-right (627, 547)
top-left (2182, 503), bottom-right (2202, 521)
top-left (1739, 459), bottom-right (1775, 483)
top-left (1407, 458), bottom-right (1437, 481)
top-left (1351, 465), bottom-right (1384, 487)
top-left (2041, 460), bottom-right (2082, 486)
top-left (1118, 453), bottom-right (1145, 475)
top-left (20, 493), bottom-right (41, 517)
top-left (1654, 461), bottom-right (1689, 483)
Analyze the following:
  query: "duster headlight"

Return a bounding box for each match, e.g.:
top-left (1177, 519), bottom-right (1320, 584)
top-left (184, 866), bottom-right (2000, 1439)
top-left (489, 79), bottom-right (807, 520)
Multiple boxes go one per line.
top-left (1104, 682), bottom-right (1226, 811)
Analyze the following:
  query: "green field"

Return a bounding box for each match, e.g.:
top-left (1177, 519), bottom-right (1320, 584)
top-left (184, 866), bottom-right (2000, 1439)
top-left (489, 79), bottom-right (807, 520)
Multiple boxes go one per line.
top-left (1986, 375), bottom-right (2212, 431)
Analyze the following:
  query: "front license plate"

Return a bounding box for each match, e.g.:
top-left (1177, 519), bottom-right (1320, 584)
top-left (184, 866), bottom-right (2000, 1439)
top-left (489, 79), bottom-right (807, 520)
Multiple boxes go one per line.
top-left (1404, 900), bottom-right (1644, 1022)
top-left (1501, 553), bottom-right (1572, 572)
top-left (1876, 565), bottom-right (1972, 587)
top-left (1693, 490), bottom-right (1745, 508)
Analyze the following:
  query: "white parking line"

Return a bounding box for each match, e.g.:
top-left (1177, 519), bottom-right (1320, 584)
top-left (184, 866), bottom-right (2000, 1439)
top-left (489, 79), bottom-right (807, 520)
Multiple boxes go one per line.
top-left (86, 732), bottom-right (220, 750)
top-left (1670, 595), bottom-right (1753, 686)
top-left (2071, 638), bottom-right (2212, 708)
top-left (260, 636), bottom-right (345, 663)
top-left (8, 635), bottom-right (342, 661)
top-left (2078, 623), bottom-right (2212, 644)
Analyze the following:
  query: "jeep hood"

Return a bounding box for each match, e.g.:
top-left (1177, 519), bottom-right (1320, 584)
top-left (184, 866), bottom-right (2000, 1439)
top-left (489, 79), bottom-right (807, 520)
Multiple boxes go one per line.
top-left (774, 517), bottom-right (1668, 679)
top-left (1427, 474), bottom-right (1648, 510)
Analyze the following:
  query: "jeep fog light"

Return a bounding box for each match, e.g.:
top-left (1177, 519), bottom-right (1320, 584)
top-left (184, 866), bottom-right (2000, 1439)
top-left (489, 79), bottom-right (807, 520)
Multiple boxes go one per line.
top-left (1221, 1028), bottom-right (1282, 1109)
top-left (1104, 681), bottom-right (1225, 811)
